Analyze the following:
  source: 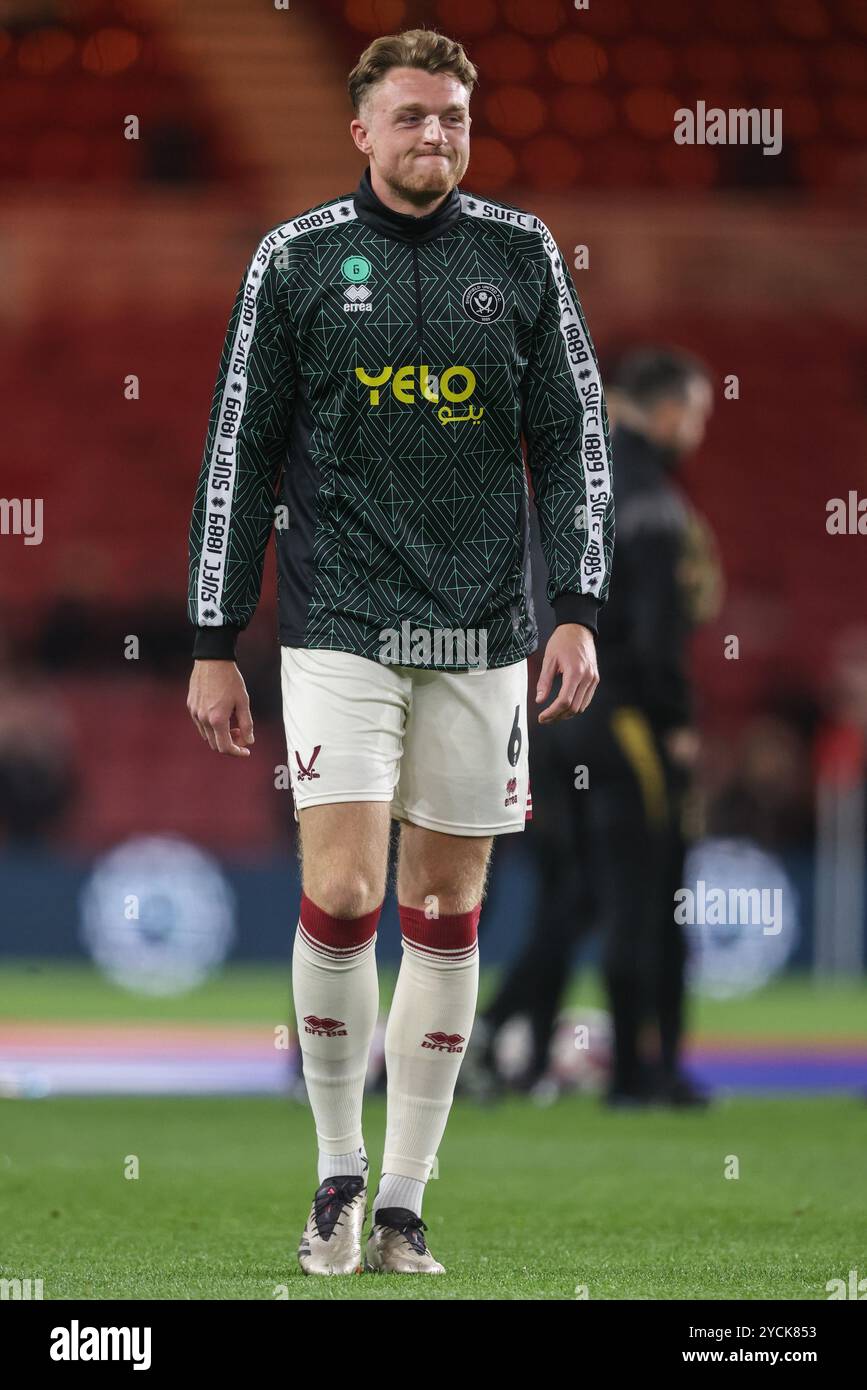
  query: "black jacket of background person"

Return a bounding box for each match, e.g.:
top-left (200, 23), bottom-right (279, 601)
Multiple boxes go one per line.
top-left (530, 422), bottom-right (701, 734)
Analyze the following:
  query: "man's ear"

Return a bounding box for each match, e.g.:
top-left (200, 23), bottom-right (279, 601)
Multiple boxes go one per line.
top-left (349, 120), bottom-right (371, 156)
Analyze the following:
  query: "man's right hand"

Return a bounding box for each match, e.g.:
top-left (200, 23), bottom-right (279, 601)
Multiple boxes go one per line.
top-left (187, 660), bottom-right (254, 757)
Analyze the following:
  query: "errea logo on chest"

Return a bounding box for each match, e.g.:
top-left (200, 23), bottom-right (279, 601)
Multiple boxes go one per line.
top-left (341, 254), bottom-right (373, 312)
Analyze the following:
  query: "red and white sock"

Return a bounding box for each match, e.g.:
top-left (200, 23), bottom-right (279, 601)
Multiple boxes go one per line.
top-left (377, 903), bottom-right (481, 1212)
top-left (292, 892), bottom-right (380, 1184)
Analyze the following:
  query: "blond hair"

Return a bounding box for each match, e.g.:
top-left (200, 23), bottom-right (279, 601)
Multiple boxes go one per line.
top-left (348, 27), bottom-right (478, 116)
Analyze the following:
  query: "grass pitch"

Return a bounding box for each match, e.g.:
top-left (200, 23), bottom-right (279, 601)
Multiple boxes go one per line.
top-left (1, 965), bottom-right (864, 1300)
top-left (1, 1092), bottom-right (863, 1300)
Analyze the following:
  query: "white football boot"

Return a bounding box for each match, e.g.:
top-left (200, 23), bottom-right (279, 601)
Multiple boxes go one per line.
top-left (297, 1174), bottom-right (367, 1275)
top-left (364, 1207), bottom-right (445, 1274)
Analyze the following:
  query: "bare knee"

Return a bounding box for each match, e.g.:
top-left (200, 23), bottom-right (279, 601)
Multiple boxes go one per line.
top-left (297, 802), bottom-right (390, 918)
top-left (305, 873), bottom-right (382, 919)
top-left (397, 825), bottom-right (492, 914)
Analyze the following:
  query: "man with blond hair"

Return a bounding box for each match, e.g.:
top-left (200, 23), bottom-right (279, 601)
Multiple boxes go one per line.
top-left (187, 27), bottom-right (613, 1275)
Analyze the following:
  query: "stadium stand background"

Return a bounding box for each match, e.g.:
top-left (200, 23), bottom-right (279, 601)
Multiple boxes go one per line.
top-left (1, 0), bottom-right (866, 971)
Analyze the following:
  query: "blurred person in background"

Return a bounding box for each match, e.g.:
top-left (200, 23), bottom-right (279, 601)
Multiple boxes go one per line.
top-left (821, 627), bottom-right (867, 753)
top-left (810, 628), bottom-right (867, 985)
top-left (0, 656), bottom-right (77, 845)
top-left (706, 707), bottom-right (817, 855)
top-left (469, 347), bottom-right (722, 1107)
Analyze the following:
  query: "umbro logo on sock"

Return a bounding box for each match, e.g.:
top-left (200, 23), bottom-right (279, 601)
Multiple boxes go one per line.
top-left (304, 1015), bottom-right (348, 1036)
top-left (421, 1031), bottom-right (465, 1053)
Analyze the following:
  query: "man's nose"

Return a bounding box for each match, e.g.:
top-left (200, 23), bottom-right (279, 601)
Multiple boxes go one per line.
top-left (423, 117), bottom-right (446, 144)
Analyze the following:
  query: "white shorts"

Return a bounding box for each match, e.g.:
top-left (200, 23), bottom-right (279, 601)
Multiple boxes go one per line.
top-left (280, 646), bottom-right (532, 837)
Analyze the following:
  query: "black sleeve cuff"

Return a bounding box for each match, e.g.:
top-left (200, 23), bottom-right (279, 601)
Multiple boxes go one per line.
top-left (551, 593), bottom-right (602, 636)
top-left (192, 624), bottom-right (243, 660)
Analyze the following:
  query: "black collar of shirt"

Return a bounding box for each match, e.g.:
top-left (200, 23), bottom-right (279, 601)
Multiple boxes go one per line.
top-left (352, 164), bottom-right (461, 243)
